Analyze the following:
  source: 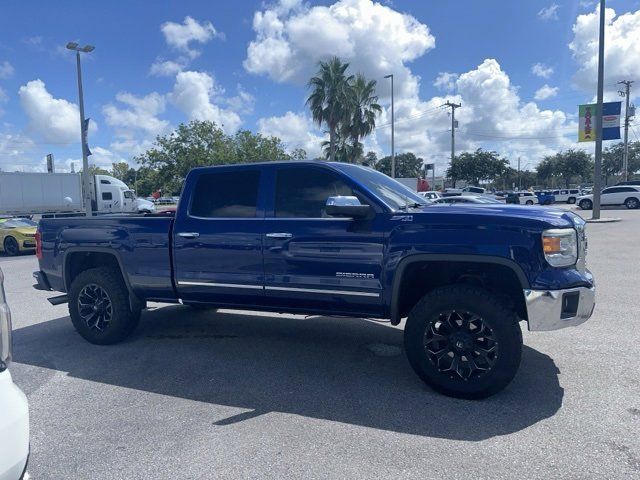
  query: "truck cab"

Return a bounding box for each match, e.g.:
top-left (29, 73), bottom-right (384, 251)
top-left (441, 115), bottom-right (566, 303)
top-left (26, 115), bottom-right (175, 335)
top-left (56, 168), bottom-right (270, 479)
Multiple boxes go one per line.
top-left (92, 175), bottom-right (137, 214)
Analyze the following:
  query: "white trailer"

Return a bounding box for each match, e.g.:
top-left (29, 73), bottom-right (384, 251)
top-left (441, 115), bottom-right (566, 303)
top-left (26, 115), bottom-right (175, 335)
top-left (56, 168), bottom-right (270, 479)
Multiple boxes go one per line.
top-left (0, 172), bottom-right (83, 215)
top-left (0, 172), bottom-right (138, 216)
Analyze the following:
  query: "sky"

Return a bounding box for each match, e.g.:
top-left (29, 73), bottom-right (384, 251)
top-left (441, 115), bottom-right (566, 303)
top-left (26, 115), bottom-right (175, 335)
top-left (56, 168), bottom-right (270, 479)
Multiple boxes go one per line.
top-left (1, 0), bottom-right (640, 177)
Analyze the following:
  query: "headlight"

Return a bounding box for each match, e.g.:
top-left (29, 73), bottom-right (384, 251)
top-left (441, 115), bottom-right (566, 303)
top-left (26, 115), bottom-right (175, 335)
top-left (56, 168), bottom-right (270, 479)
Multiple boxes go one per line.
top-left (542, 228), bottom-right (578, 267)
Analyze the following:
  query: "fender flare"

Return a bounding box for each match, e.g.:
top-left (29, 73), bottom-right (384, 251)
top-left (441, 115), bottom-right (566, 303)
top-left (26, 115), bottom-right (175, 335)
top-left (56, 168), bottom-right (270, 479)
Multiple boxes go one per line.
top-left (62, 246), bottom-right (144, 311)
top-left (390, 254), bottom-right (530, 325)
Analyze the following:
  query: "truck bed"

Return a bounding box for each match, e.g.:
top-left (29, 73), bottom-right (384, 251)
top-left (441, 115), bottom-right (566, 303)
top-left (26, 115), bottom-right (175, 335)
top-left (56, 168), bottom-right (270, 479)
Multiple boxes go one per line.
top-left (38, 215), bottom-right (177, 301)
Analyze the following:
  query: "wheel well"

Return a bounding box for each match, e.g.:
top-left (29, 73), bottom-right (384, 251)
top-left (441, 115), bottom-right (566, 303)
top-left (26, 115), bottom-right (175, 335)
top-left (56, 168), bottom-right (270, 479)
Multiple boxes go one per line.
top-left (625, 196), bottom-right (638, 204)
top-left (393, 261), bottom-right (527, 324)
top-left (65, 251), bottom-right (123, 290)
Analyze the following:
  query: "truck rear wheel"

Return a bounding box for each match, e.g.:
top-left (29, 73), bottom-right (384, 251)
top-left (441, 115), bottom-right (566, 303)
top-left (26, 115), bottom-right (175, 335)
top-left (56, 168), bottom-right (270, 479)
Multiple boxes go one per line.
top-left (404, 285), bottom-right (522, 399)
top-left (68, 267), bottom-right (141, 345)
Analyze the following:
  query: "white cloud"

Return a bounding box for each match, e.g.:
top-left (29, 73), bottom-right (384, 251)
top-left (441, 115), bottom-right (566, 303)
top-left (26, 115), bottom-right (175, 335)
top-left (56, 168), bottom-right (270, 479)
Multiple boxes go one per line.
top-left (538, 4), bottom-right (560, 21)
top-left (534, 84), bottom-right (559, 100)
top-left (18, 79), bottom-right (96, 143)
top-left (433, 72), bottom-right (458, 91)
top-left (103, 91), bottom-right (169, 135)
top-left (532, 63), bottom-right (554, 79)
top-left (224, 85), bottom-right (255, 115)
top-left (161, 16), bottom-right (222, 59)
top-left (0, 132), bottom-right (37, 171)
top-left (257, 111), bottom-right (324, 157)
top-left (244, 0), bottom-right (435, 98)
top-left (149, 58), bottom-right (187, 77)
top-left (170, 70), bottom-right (242, 133)
top-left (0, 61), bottom-right (14, 79)
top-left (570, 6), bottom-right (640, 97)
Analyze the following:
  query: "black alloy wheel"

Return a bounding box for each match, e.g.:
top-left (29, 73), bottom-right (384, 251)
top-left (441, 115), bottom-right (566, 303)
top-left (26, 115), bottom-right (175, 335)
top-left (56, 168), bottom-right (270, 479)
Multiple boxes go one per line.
top-left (3, 236), bottom-right (19, 256)
top-left (424, 310), bottom-right (498, 381)
top-left (77, 284), bottom-right (113, 332)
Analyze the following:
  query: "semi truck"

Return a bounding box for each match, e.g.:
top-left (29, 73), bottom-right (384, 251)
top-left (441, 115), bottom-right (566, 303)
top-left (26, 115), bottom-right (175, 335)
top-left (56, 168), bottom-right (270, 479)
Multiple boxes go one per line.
top-left (0, 172), bottom-right (137, 216)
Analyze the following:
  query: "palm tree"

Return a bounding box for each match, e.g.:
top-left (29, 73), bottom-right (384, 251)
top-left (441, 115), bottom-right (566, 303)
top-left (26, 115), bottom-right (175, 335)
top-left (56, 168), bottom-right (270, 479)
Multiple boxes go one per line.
top-left (343, 74), bottom-right (381, 163)
top-left (306, 57), bottom-right (354, 162)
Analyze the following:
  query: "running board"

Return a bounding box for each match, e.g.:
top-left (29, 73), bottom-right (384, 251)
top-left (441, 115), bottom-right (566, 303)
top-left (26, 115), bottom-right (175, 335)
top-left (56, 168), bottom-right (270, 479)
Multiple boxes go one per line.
top-left (47, 294), bottom-right (68, 306)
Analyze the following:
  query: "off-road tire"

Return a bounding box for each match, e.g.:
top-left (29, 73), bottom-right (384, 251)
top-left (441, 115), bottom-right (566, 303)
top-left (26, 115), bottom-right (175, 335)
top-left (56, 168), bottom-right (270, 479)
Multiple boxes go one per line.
top-left (68, 267), bottom-right (141, 345)
top-left (404, 285), bottom-right (522, 399)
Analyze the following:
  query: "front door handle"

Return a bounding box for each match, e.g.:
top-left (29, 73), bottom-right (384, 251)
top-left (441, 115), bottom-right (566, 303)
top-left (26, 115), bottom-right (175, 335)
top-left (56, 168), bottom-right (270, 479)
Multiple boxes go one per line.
top-left (266, 232), bottom-right (293, 239)
top-left (177, 232), bottom-right (200, 239)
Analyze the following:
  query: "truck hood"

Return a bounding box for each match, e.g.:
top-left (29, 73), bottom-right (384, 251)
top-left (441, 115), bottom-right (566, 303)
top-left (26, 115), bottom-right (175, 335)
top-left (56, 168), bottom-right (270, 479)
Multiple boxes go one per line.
top-left (408, 203), bottom-right (578, 229)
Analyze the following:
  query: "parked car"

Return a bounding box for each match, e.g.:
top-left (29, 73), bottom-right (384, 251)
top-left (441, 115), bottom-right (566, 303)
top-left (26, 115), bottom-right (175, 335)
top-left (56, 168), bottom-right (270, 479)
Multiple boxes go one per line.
top-left (0, 218), bottom-right (37, 256)
top-left (433, 196), bottom-right (502, 205)
top-left (419, 191), bottom-right (441, 200)
top-left (534, 191), bottom-right (556, 205)
top-left (551, 189), bottom-right (581, 204)
top-left (135, 197), bottom-right (156, 214)
top-left (577, 186), bottom-right (640, 210)
top-left (0, 267), bottom-right (30, 480)
top-left (154, 197), bottom-right (175, 205)
top-left (505, 192), bottom-right (539, 205)
top-left (34, 161), bottom-right (595, 399)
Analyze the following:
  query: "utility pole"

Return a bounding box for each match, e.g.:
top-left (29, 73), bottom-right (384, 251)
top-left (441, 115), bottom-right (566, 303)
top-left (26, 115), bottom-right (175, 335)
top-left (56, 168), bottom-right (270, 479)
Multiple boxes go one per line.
top-left (517, 157), bottom-right (521, 190)
top-left (618, 80), bottom-right (634, 182)
top-left (384, 74), bottom-right (395, 177)
top-left (592, 0), bottom-right (606, 220)
top-left (444, 101), bottom-right (461, 181)
top-left (66, 42), bottom-right (95, 216)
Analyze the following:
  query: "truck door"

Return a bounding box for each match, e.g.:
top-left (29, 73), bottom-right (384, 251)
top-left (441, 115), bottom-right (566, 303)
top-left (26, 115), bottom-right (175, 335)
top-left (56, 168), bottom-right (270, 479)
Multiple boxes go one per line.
top-left (173, 167), bottom-right (265, 306)
top-left (262, 165), bottom-right (385, 316)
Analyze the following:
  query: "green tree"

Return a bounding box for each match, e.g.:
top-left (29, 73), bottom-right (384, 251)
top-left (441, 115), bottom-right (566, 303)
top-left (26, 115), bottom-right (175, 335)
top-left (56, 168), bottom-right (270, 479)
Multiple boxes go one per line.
top-left (343, 74), bottom-right (381, 163)
top-left (110, 162), bottom-right (130, 181)
top-left (375, 152), bottom-right (423, 177)
top-left (85, 164), bottom-right (110, 175)
top-left (135, 120), bottom-right (294, 193)
top-left (541, 150), bottom-right (593, 188)
top-left (363, 151), bottom-right (378, 167)
top-left (446, 149), bottom-right (509, 186)
top-left (307, 57), bottom-right (354, 162)
top-left (536, 157), bottom-right (557, 187)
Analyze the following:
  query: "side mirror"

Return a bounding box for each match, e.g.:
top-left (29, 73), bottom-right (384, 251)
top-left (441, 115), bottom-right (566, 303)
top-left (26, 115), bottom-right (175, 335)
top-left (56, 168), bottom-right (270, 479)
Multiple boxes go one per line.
top-left (325, 196), bottom-right (371, 218)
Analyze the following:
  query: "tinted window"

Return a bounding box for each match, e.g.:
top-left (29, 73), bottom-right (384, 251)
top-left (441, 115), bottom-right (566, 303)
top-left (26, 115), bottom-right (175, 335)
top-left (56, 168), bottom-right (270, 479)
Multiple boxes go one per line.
top-left (190, 170), bottom-right (260, 218)
top-left (100, 179), bottom-right (111, 184)
top-left (468, 187), bottom-right (483, 193)
top-left (124, 191), bottom-right (134, 199)
top-left (618, 187), bottom-right (638, 192)
top-left (603, 187), bottom-right (623, 194)
top-left (275, 167), bottom-right (354, 218)
top-left (102, 192), bottom-right (113, 200)
top-left (570, 189), bottom-right (579, 194)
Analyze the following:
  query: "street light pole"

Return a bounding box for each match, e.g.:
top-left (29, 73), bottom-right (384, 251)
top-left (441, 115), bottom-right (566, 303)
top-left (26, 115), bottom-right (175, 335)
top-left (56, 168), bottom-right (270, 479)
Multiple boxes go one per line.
top-left (384, 74), bottom-right (395, 178)
top-left (592, 0), bottom-right (606, 220)
top-left (67, 42), bottom-right (95, 216)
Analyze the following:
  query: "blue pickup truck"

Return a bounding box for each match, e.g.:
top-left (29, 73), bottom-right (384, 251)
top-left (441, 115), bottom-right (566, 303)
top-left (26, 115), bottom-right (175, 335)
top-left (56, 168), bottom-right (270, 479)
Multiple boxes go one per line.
top-left (33, 161), bottom-right (595, 399)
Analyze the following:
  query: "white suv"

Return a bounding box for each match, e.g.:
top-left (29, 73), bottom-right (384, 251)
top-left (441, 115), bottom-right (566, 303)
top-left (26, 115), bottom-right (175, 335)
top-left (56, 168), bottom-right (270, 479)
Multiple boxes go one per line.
top-left (577, 186), bottom-right (640, 210)
top-left (551, 189), bottom-right (581, 204)
top-left (0, 268), bottom-right (29, 480)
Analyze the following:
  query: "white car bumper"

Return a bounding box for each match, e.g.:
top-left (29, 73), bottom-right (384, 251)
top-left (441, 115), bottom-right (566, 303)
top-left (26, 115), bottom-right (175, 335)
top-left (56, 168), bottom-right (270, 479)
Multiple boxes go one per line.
top-left (0, 369), bottom-right (29, 480)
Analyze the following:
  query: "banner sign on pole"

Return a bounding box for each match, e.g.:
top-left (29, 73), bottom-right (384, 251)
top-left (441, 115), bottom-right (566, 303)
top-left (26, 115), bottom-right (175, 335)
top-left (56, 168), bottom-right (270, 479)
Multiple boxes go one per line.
top-left (578, 102), bottom-right (621, 142)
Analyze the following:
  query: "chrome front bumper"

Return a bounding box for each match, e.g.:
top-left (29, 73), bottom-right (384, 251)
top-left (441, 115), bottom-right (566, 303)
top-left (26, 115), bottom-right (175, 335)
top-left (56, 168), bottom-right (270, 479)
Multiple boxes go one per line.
top-left (524, 284), bottom-right (596, 331)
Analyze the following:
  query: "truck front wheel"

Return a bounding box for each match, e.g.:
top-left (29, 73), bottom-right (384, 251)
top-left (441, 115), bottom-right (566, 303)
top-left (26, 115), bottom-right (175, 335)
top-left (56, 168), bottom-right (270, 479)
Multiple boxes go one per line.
top-left (404, 285), bottom-right (522, 399)
top-left (68, 267), bottom-right (141, 345)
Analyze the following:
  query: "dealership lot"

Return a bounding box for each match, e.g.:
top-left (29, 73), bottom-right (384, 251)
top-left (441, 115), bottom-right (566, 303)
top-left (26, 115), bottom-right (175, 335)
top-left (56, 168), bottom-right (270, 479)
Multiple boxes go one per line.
top-left (3, 207), bottom-right (639, 479)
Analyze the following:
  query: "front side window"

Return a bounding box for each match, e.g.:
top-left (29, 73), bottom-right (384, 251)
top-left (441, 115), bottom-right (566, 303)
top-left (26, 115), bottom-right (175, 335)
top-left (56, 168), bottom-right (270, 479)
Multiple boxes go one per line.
top-left (275, 167), bottom-right (355, 218)
top-left (123, 191), bottom-right (134, 199)
top-left (190, 170), bottom-right (260, 218)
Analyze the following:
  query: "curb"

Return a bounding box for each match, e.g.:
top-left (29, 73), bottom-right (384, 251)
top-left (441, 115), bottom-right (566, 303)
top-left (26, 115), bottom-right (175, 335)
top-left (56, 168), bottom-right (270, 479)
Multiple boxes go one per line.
top-left (585, 217), bottom-right (622, 223)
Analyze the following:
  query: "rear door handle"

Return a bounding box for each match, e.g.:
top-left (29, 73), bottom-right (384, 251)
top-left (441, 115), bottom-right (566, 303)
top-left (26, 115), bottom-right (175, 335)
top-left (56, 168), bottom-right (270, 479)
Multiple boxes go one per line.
top-left (177, 232), bottom-right (200, 239)
top-left (266, 232), bottom-right (293, 239)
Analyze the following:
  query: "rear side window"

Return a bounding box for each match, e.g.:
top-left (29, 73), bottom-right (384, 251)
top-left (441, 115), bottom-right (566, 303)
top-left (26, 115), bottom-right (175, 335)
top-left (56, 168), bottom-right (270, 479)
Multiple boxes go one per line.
top-left (190, 170), bottom-right (260, 218)
top-left (275, 167), bottom-right (354, 218)
top-left (102, 192), bottom-right (112, 200)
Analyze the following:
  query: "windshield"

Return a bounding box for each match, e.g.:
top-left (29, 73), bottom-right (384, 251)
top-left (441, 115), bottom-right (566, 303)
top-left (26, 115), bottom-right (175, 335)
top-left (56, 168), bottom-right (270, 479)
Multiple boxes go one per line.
top-left (333, 164), bottom-right (429, 211)
top-left (1, 218), bottom-right (37, 228)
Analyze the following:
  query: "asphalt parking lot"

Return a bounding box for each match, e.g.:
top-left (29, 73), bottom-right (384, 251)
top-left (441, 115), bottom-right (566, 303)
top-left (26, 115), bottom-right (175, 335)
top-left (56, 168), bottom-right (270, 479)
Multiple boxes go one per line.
top-left (3, 205), bottom-right (639, 479)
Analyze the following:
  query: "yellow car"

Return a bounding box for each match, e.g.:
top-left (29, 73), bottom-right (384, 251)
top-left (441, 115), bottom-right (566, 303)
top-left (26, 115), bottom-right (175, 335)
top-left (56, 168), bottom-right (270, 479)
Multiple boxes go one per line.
top-left (0, 218), bottom-right (38, 256)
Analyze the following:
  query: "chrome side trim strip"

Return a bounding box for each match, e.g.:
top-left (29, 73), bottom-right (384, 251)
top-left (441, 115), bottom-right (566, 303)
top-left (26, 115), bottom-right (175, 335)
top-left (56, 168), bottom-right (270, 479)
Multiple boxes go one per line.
top-left (177, 281), bottom-right (263, 290)
top-left (265, 286), bottom-right (379, 297)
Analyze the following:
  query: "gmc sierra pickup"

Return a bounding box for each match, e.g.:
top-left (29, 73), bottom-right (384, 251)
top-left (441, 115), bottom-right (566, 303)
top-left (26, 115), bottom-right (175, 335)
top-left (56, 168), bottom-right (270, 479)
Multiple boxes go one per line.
top-left (33, 161), bottom-right (595, 399)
